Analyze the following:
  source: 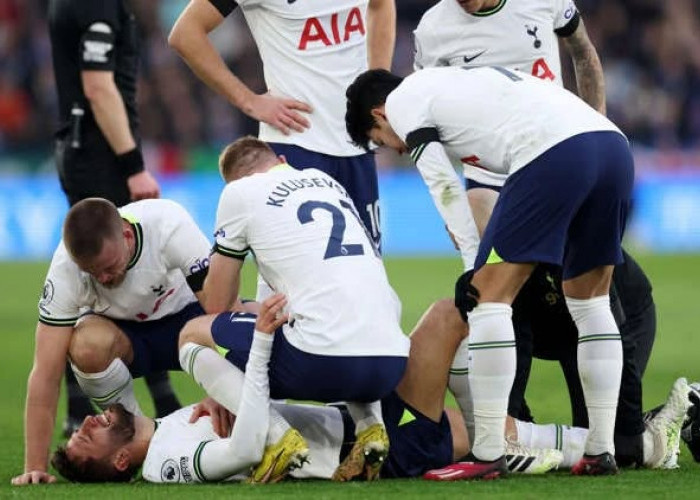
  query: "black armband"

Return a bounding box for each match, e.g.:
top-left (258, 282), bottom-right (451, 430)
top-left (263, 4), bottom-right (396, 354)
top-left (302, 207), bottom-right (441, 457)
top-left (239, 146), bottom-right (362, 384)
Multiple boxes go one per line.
top-left (406, 127), bottom-right (440, 163)
top-left (117, 148), bottom-right (145, 178)
top-left (208, 0), bottom-right (238, 17)
top-left (186, 266), bottom-right (209, 293)
top-left (555, 11), bottom-right (580, 38)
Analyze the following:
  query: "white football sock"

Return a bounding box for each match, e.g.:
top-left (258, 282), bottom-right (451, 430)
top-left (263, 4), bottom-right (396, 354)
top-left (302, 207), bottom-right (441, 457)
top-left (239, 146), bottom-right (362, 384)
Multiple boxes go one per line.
top-left (179, 342), bottom-right (290, 442)
top-left (514, 420), bottom-right (587, 468)
top-left (467, 302), bottom-right (516, 461)
top-left (566, 295), bottom-right (623, 456)
top-left (346, 400), bottom-right (383, 434)
top-left (71, 358), bottom-right (142, 416)
top-left (449, 338), bottom-right (475, 445)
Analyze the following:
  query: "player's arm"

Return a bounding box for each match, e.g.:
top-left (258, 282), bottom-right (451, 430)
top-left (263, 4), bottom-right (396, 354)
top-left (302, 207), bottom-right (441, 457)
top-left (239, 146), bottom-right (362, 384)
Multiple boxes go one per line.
top-left (194, 295), bottom-right (286, 481)
top-left (559, 16), bottom-right (606, 114)
top-left (12, 323), bottom-right (73, 486)
top-left (407, 129), bottom-right (480, 271)
top-left (366, 0), bottom-right (396, 70)
top-left (168, 0), bottom-right (311, 134)
top-left (202, 252), bottom-right (244, 313)
top-left (79, 20), bottom-right (159, 200)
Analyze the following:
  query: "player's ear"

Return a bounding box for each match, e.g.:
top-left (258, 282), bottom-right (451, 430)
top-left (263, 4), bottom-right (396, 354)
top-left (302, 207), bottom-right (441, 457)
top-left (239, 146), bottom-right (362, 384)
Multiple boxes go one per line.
top-left (278, 154), bottom-right (287, 164)
top-left (112, 448), bottom-right (131, 472)
top-left (370, 105), bottom-right (387, 124)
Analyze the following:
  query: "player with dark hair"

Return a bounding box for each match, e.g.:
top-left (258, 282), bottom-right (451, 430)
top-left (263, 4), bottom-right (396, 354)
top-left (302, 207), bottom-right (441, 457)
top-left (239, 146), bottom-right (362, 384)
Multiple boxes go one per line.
top-left (346, 66), bottom-right (633, 478)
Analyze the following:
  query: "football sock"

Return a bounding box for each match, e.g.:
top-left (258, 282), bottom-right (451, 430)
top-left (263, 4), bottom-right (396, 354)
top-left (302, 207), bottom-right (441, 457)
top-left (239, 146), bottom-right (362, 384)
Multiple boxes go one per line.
top-left (179, 342), bottom-right (245, 414)
top-left (144, 371), bottom-right (181, 417)
top-left (514, 420), bottom-right (587, 468)
top-left (467, 302), bottom-right (516, 461)
top-left (71, 358), bottom-right (142, 415)
top-left (65, 363), bottom-right (94, 418)
top-left (566, 295), bottom-right (623, 456)
top-left (346, 400), bottom-right (383, 434)
top-left (449, 338), bottom-right (475, 444)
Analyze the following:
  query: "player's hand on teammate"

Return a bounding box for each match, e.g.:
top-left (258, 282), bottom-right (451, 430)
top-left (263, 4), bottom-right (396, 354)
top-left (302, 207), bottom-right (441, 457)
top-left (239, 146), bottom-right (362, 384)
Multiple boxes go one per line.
top-left (246, 93), bottom-right (312, 135)
top-left (189, 396), bottom-right (235, 438)
top-left (11, 470), bottom-right (56, 486)
top-left (128, 170), bottom-right (161, 201)
top-left (255, 293), bottom-right (289, 335)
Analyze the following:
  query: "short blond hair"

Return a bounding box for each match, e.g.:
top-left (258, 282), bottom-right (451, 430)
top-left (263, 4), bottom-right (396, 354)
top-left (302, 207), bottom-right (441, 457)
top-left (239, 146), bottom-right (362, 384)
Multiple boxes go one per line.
top-left (218, 136), bottom-right (278, 182)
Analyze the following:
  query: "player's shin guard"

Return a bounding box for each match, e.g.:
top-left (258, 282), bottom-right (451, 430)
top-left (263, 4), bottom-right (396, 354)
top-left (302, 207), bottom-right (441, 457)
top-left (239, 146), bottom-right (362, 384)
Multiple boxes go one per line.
top-left (179, 342), bottom-right (245, 413)
top-left (71, 358), bottom-right (142, 415)
top-left (467, 302), bottom-right (516, 461)
top-left (566, 295), bottom-right (623, 456)
top-left (449, 339), bottom-right (475, 445)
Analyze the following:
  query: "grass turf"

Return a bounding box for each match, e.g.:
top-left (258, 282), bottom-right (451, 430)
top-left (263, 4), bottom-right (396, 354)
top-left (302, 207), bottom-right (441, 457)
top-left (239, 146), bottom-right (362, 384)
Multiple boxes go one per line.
top-left (1, 254), bottom-right (699, 498)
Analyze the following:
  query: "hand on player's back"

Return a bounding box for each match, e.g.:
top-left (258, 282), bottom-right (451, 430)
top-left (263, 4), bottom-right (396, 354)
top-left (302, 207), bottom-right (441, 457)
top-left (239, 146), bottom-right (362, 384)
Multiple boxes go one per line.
top-left (247, 93), bottom-right (312, 135)
top-left (189, 396), bottom-right (235, 438)
top-left (255, 294), bottom-right (289, 335)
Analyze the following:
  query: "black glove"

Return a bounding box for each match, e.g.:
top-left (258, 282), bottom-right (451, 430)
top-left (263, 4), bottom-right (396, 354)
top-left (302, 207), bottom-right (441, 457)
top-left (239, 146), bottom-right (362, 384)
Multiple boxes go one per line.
top-left (455, 269), bottom-right (479, 322)
top-left (682, 387), bottom-right (700, 462)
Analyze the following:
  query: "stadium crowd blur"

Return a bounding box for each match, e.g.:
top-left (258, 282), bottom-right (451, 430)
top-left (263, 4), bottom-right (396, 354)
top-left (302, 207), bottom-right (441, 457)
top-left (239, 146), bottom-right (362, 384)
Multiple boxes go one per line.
top-left (2, 0), bottom-right (700, 174)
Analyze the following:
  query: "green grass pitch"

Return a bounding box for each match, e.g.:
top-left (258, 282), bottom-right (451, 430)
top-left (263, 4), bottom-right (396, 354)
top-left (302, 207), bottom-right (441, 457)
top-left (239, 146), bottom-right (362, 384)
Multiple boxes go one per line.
top-left (1, 254), bottom-right (699, 498)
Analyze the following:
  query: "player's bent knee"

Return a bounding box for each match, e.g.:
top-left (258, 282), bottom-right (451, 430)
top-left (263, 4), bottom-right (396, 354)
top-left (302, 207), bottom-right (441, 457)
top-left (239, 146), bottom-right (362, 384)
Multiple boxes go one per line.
top-left (178, 315), bottom-right (216, 349)
top-left (69, 317), bottom-right (121, 372)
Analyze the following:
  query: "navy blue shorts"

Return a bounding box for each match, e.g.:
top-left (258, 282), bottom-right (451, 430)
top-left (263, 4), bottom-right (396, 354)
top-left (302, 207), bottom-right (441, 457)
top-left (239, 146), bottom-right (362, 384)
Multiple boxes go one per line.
top-left (381, 392), bottom-right (454, 478)
top-left (475, 131), bottom-right (634, 280)
top-left (211, 312), bottom-right (406, 402)
top-left (109, 302), bottom-right (205, 378)
top-left (268, 143), bottom-right (381, 248)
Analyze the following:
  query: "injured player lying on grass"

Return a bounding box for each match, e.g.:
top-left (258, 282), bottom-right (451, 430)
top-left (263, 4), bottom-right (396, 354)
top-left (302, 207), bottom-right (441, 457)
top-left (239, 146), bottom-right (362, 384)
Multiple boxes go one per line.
top-left (49, 297), bottom-right (698, 484)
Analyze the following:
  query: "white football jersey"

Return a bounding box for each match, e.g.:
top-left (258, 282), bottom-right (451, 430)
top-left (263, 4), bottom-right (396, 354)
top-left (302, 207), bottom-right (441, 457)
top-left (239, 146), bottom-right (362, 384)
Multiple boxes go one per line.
top-left (236, 0), bottom-right (370, 156)
top-left (414, 0), bottom-right (579, 86)
top-left (142, 403), bottom-right (344, 483)
top-left (38, 199), bottom-right (211, 325)
top-left (214, 165), bottom-right (409, 357)
top-left (387, 66), bottom-right (622, 183)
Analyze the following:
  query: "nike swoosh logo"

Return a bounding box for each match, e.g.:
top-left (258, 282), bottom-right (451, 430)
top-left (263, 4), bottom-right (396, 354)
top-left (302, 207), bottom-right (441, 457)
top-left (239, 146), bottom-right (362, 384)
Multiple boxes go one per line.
top-left (463, 51), bottom-right (486, 63)
top-left (287, 0), bottom-right (297, 3)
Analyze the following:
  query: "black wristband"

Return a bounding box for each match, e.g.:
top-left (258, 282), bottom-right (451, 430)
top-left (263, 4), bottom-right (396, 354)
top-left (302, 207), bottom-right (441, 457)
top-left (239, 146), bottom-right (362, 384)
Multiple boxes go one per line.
top-left (117, 148), bottom-right (145, 178)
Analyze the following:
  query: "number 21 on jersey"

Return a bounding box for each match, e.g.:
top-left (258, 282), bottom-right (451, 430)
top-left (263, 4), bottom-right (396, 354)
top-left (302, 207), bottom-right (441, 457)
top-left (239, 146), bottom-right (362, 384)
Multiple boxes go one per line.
top-left (297, 199), bottom-right (378, 260)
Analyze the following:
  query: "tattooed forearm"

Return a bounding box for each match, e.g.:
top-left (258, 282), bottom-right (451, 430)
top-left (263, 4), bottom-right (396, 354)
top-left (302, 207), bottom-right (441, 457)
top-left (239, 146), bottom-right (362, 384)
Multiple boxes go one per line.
top-left (563, 22), bottom-right (606, 115)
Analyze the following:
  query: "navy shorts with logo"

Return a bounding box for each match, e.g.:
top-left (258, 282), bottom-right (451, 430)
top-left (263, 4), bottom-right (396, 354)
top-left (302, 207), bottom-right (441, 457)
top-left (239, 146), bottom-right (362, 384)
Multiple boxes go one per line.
top-left (268, 143), bottom-right (381, 248)
top-left (381, 391), bottom-right (454, 478)
top-left (474, 131), bottom-right (634, 279)
top-left (211, 312), bottom-right (406, 402)
top-left (105, 301), bottom-right (205, 378)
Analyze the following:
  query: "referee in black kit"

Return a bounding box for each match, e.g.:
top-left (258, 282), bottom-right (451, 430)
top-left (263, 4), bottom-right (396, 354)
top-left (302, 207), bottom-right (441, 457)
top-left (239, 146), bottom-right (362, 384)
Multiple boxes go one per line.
top-left (48, 0), bottom-right (179, 432)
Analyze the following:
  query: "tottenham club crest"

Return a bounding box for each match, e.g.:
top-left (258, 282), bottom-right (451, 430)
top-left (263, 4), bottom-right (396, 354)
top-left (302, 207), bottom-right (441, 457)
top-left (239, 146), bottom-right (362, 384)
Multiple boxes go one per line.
top-left (160, 459), bottom-right (180, 482)
top-left (525, 25), bottom-right (542, 49)
top-left (39, 280), bottom-right (54, 310)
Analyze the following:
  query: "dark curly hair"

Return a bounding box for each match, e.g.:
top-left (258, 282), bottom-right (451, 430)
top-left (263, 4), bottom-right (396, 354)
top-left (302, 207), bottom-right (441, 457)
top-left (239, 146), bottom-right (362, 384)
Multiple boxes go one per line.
top-left (51, 445), bottom-right (139, 483)
top-left (345, 69), bottom-right (404, 151)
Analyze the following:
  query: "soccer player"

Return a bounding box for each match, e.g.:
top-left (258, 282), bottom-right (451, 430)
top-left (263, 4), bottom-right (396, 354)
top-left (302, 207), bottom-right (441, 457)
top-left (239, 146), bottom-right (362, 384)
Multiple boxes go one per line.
top-left (45, 298), bottom-right (694, 484)
top-left (195, 136), bottom-right (409, 480)
top-left (345, 66), bottom-right (634, 477)
top-left (11, 198), bottom-right (212, 486)
top-left (168, 0), bottom-right (394, 247)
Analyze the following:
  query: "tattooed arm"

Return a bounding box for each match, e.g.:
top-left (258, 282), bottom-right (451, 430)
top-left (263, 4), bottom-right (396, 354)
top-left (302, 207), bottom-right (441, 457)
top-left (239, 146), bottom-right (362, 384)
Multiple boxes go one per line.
top-left (561, 19), bottom-right (606, 115)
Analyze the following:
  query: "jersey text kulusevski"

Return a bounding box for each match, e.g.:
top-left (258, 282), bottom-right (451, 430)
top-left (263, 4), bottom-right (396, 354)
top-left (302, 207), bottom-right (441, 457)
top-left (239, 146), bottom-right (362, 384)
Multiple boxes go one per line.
top-left (265, 175), bottom-right (349, 208)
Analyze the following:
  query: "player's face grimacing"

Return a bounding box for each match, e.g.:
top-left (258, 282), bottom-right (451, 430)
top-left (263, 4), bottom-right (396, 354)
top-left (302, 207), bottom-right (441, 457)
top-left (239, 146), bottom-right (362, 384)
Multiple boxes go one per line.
top-left (369, 114), bottom-right (407, 154)
top-left (65, 404), bottom-right (135, 464)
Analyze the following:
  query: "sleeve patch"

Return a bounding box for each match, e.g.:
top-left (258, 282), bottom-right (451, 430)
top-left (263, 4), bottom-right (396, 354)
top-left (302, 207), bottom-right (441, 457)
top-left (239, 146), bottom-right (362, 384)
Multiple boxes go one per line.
top-left (81, 28), bottom-right (115, 64)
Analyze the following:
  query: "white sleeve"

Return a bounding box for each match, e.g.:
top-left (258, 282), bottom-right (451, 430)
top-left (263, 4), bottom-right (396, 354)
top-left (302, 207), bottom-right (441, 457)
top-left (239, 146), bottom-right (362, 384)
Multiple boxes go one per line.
top-left (214, 182), bottom-right (250, 260)
top-left (553, 0), bottom-right (579, 32)
top-left (160, 200), bottom-right (213, 278)
top-left (413, 141), bottom-right (480, 271)
top-left (413, 28), bottom-right (440, 70)
top-left (197, 332), bottom-right (273, 481)
top-left (38, 245), bottom-right (85, 326)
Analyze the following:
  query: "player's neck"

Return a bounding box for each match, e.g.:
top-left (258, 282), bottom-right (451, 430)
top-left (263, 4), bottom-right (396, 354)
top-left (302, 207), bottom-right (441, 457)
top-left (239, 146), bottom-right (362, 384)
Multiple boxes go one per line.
top-left (129, 416), bottom-right (156, 464)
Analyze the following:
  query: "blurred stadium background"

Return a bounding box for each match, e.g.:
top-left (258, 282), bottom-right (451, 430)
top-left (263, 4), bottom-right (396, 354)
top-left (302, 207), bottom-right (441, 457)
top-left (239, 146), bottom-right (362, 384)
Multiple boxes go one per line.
top-left (2, 0), bottom-right (700, 258)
